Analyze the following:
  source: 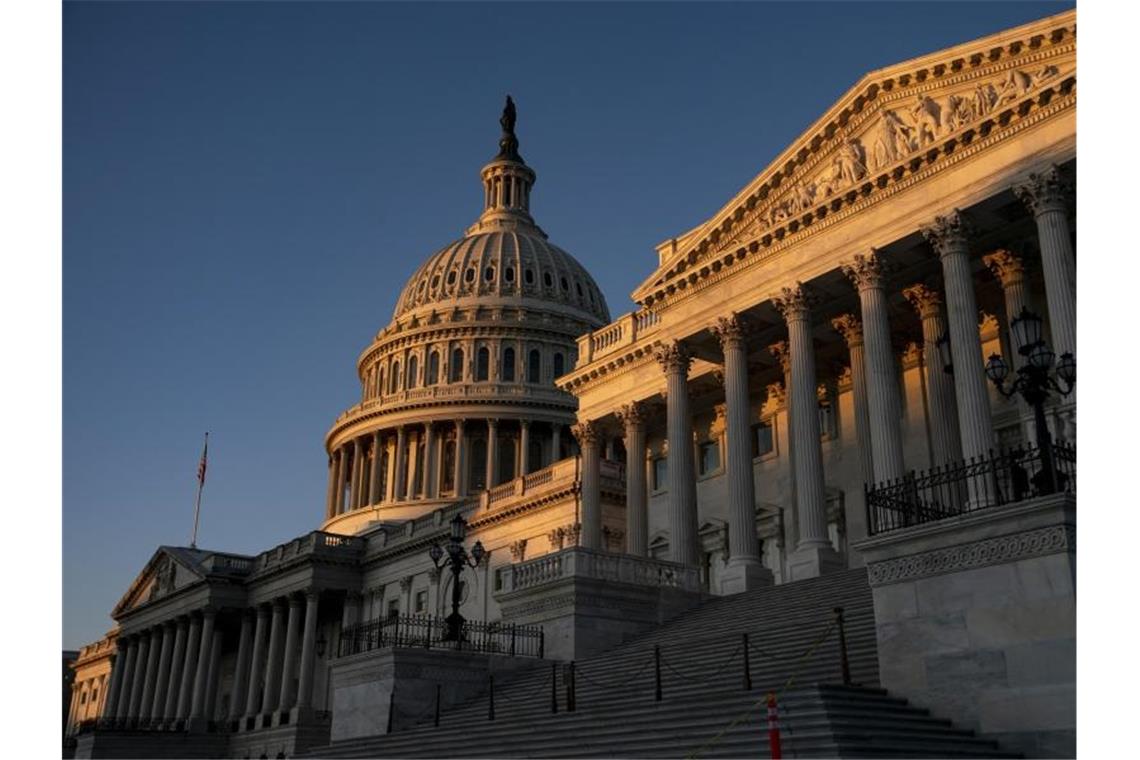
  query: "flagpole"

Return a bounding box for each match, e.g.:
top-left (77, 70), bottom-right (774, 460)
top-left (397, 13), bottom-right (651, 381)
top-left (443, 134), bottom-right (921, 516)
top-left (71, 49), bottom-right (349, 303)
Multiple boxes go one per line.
top-left (191, 432), bottom-right (208, 548)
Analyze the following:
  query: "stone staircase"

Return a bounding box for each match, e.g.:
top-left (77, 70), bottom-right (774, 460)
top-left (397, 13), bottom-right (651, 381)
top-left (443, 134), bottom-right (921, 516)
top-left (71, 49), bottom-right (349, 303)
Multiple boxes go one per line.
top-left (301, 569), bottom-right (1015, 758)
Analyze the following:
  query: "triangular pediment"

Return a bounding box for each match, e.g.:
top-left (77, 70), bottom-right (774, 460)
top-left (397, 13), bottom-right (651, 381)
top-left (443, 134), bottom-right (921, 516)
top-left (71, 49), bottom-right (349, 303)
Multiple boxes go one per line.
top-left (112, 546), bottom-right (209, 617)
top-left (632, 9), bottom-right (1075, 305)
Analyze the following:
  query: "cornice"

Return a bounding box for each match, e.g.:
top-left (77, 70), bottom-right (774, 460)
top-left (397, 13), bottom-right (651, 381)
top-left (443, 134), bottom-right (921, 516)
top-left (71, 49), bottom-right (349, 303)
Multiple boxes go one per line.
top-left (558, 340), bottom-right (664, 394)
top-left (634, 12), bottom-right (1074, 305)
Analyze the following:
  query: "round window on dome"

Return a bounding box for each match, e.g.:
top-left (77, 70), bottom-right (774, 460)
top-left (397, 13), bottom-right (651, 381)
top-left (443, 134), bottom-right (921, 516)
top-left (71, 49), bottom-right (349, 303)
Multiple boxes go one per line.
top-left (544, 272), bottom-right (553, 288)
top-left (484, 266), bottom-right (495, 282)
top-left (505, 267), bottom-right (515, 283)
top-left (560, 276), bottom-right (569, 291)
top-left (465, 268), bottom-right (475, 283)
top-left (525, 269), bottom-right (534, 285)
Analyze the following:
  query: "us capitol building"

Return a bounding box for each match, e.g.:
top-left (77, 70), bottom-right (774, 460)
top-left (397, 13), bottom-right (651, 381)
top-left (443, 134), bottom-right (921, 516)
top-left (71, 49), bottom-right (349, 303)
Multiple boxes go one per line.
top-left (67, 10), bottom-right (1076, 759)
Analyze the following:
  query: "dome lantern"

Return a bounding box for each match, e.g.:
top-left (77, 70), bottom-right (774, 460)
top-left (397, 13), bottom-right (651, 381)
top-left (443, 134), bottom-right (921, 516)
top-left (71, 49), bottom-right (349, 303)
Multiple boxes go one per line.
top-left (469, 95), bottom-right (540, 235)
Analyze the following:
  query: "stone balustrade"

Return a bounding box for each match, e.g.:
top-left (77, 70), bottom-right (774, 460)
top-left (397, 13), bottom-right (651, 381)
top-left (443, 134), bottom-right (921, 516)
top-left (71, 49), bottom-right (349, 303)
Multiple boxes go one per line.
top-left (504, 547), bottom-right (701, 594)
top-left (578, 309), bottom-right (662, 364)
top-left (333, 383), bottom-right (574, 425)
top-left (252, 532), bottom-right (365, 574)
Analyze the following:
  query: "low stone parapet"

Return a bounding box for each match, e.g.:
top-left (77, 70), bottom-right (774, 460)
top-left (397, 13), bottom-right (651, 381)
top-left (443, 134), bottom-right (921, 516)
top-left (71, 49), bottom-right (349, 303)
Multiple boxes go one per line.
top-left (495, 547), bottom-right (705, 660)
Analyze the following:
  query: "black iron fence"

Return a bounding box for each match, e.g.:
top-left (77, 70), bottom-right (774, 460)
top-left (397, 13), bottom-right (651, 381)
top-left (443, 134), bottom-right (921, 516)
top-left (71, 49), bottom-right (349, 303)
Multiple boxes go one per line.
top-left (865, 442), bottom-right (1076, 536)
top-left (338, 614), bottom-right (544, 659)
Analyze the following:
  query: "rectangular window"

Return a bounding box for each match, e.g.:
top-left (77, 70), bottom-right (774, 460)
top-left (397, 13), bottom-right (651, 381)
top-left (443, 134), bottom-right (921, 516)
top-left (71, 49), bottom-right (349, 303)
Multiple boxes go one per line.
top-left (414, 590), bottom-right (427, 614)
top-left (386, 599), bottom-right (400, 621)
top-left (698, 440), bottom-right (721, 476)
top-left (652, 457), bottom-right (668, 491)
top-left (494, 567), bottom-right (505, 592)
top-left (752, 421), bottom-right (774, 458)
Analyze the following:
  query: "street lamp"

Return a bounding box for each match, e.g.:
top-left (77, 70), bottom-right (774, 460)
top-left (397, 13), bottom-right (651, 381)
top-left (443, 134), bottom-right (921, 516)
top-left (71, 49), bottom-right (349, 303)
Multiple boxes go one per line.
top-left (429, 514), bottom-right (486, 642)
top-left (983, 306), bottom-right (1075, 495)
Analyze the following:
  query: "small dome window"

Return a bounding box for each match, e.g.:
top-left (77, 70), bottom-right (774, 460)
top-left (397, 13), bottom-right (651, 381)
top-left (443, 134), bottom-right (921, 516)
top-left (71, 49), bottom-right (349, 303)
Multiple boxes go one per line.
top-left (560, 276), bottom-right (569, 291)
top-left (447, 271), bottom-right (457, 285)
top-left (418, 280), bottom-right (426, 292)
top-left (431, 275), bottom-right (440, 289)
top-left (505, 267), bottom-right (515, 283)
top-left (465, 268), bottom-right (475, 283)
top-left (484, 266), bottom-right (495, 282)
top-left (544, 272), bottom-right (553, 288)
top-left (525, 269), bottom-right (534, 285)
top-left (576, 283), bottom-right (583, 297)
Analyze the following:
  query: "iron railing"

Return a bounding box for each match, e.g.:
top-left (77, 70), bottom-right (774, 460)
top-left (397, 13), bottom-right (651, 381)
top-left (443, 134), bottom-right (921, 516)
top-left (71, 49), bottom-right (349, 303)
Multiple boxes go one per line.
top-left (337, 614), bottom-right (544, 659)
top-left (865, 442), bottom-right (1075, 536)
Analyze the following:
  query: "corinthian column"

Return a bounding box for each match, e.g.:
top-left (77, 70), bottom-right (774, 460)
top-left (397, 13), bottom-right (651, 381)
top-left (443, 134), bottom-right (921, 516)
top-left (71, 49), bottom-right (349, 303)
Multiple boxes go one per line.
top-left (655, 341), bottom-right (699, 567)
top-left (424, 424), bottom-right (438, 498)
top-left (189, 609), bottom-right (216, 721)
top-left (277, 595), bottom-right (303, 713)
top-left (350, 438), bottom-right (363, 510)
top-left (616, 402), bottom-right (648, 557)
top-left (244, 604), bottom-right (271, 721)
top-left (325, 453), bottom-right (337, 520)
top-left (842, 252), bottom-right (906, 483)
top-left (831, 315), bottom-right (874, 485)
top-left (296, 590), bottom-right (321, 712)
top-left (454, 420), bottom-right (466, 496)
top-left (1014, 165), bottom-right (1075, 357)
top-left (114, 636), bottom-right (139, 721)
top-left (984, 250), bottom-right (1035, 441)
top-left (572, 420), bottom-right (602, 550)
top-left (228, 610), bottom-right (254, 723)
top-left (902, 284), bottom-right (964, 466)
top-left (486, 419), bottom-right (499, 488)
top-left (711, 314), bottom-right (770, 592)
top-left (175, 614), bottom-right (202, 721)
top-left (519, 420), bottom-right (530, 477)
top-left (369, 430), bottom-right (384, 505)
top-left (922, 211), bottom-right (995, 464)
top-left (139, 626), bottom-right (165, 722)
top-left (126, 633), bottom-right (150, 722)
top-left (162, 618), bottom-right (188, 722)
top-left (394, 426), bottom-right (408, 500)
top-left (773, 284), bottom-right (843, 580)
top-left (103, 643), bottom-right (127, 721)
top-left (261, 600), bottom-right (287, 720)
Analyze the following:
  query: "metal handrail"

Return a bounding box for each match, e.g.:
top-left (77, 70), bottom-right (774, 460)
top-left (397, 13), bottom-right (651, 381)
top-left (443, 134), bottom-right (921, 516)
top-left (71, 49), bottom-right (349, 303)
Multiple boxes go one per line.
top-left (337, 614), bottom-right (544, 659)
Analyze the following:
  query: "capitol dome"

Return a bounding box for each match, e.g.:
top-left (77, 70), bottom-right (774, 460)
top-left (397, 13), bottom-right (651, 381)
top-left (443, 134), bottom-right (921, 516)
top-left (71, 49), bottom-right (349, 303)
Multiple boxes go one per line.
top-left (321, 96), bottom-right (610, 534)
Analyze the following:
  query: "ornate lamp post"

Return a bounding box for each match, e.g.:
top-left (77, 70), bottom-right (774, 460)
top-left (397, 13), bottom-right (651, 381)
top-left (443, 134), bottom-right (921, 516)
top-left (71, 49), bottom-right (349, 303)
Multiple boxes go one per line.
top-left (983, 306), bottom-right (1075, 494)
top-left (429, 514), bottom-right (486, 642)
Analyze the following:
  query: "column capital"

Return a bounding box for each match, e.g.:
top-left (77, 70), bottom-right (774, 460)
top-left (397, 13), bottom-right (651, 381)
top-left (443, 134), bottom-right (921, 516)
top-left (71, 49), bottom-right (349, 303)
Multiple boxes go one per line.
top-left (710, 312), bottom-right (747, 351)
top-left (840, 250), bottom-right (890, 291)
top-left (305, 587), bottom-right (322, 602)
top-left (772, 282), bottom-right (816, 322)
top-left (982, 248), bottom-right (1027, 288)
top-left (570, 420), bottom-right (600, 446)
top-left (830, 313), bottom-right (864, 347)
top-left (653, 340), bottom-right (691, 374)
top-left (287, 593), bottom-right (304, 608)
top-left (767, 340), bottom-right (792, 373)
top-left (920, 209), bottom-right (974, 257)
top-left (519, 419), bottom-right (530, 430)
top-left (615, 401), bottom-right (648, 432)
top-left (487, 417), bottom-right (499, 430)
top-left (1013, 164), bottom-right (1072, 216)
top-left (901, 283), bottom-right (944, 320)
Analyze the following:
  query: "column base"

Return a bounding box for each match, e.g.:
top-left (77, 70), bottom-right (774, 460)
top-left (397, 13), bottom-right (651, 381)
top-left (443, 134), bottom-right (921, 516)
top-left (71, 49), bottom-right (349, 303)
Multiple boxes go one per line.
top-left (719, 559), bottom-right (774, 595)
top-left (787, 543), bottom-right (845, 581)
top-left (184, 716), bottom-right (209, 733)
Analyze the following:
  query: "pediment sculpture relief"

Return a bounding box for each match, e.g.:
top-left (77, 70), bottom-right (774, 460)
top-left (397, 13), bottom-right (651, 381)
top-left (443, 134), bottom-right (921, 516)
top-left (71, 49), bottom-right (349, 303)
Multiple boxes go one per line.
top-left (717, 63), bottom-right (1063, 253)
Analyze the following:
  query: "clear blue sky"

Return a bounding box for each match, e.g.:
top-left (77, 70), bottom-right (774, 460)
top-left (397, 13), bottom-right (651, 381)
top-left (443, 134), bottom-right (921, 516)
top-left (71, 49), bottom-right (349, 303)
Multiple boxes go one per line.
top-left (63, 0), bottom-right (1073, 648)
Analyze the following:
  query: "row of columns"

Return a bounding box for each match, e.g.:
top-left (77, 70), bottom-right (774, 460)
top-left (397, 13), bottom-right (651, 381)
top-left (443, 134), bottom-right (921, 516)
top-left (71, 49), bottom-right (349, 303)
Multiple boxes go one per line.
top-left (571, 168), bottom-right (1073, 582)
top-left (102, 609), bottom-right (221, 728)
top-left (237, 591), bottom-right (322, 726)
top-left (66, 673), bottom-right (108, 733)
top-left (326, 419), bottom-right (567, 519)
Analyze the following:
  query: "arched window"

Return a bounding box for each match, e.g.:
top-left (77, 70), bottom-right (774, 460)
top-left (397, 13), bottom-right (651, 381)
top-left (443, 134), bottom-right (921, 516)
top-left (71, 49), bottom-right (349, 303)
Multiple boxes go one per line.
top-left (407, 355), bottom-right (418, 390)
top-left (553, 352), bottom-right (565, 378)
top-left (476, 346), bottom-right (490, 382)
top-left (528, 349), bottom-right (541, 383)
top-left (450, 348), bottom-right (464, 382)
top-left (390, 361), bottom-right (400, 394)
top-left (426, 351), bottom-right (440, 386)
top-left (502, 347), bottom-right (516, 382)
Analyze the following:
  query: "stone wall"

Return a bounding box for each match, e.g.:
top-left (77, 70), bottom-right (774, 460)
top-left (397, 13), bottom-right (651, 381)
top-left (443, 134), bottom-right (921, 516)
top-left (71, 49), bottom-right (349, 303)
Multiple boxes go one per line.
top-left (855, 493), bottom-right (1075, 758)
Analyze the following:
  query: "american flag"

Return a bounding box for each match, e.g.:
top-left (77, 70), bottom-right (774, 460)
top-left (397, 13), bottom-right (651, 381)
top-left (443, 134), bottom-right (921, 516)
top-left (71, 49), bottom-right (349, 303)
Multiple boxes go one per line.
top-left (197, 433), bottom-right (209, 485)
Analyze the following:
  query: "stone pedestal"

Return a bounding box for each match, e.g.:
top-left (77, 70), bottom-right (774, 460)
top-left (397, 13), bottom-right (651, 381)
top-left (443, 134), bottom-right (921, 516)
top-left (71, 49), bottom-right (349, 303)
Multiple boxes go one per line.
top-left (855, 493), bottom-right (1075, 758)
top-left (494, 547), bottom-right (704, 661)
top-left (719, 560), bottom-right (774, 595)
top-left (787, 544), bottom-right (845, 582)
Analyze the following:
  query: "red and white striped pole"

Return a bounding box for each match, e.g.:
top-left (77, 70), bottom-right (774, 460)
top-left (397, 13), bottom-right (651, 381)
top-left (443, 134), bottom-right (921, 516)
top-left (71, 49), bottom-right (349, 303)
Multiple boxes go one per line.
top-left (766, 691), bottom-right (782, 759)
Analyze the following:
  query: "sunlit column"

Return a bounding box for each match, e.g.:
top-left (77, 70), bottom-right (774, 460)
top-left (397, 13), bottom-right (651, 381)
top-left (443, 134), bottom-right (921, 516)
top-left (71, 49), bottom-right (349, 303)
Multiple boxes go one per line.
top-left (189, 609), bottom-right (216, 720)
top-left (768, 341), bottom-right (798, 549)
top-left (655, 340), bottom-right (699, 567)
top-left (712, 314), bottom-right (768, 591)
top-left (102, 645), bottom-right (126, 721)
top-left (244, 604), bottom-right (271, 720)
top-left (1014, 166), bottom-right (1075, 357)
top-left (333, 448), bottom-right (346, 515)
top-left (519, 420), bottom-right (530, 477)
top-left (831, 315), bottom-right (874, 484)
top-left (369, 430), bottom-right (384, 505)
top-left (423, 424), bottom-right (437, 498)
top-left (296, 590), bottom-right (321, 712)
top-left (486, 418), bottom-right (499, 488)
top-left (617, 402), bottom-right (648, 557)
top-left (984, 250), bottom-right (1035, 440)
top-left (394, 426), bottom-right (408, 501)
top-left (228, 610), bottom-right (254, 723)
top-left (454, 420), bottom-right (466, 496)
top-left (324, 452), bottom-right (337, 520)
top-left (550, 423), bottom-right (562, 465)
top-left (774, 284), bottom-right (842, 580)
top-left (162, 618), bottom-right (188, 721)
top-left (572, 420), bottom-right (602, 550)
top-left (922, 211), bottom-right (995, 462)
top-left (352, 438), bottom-right (365, 509)
top-left (903, 284), bottom-right (964, 467)
top-left (842, 252), bottom-right (906, 483)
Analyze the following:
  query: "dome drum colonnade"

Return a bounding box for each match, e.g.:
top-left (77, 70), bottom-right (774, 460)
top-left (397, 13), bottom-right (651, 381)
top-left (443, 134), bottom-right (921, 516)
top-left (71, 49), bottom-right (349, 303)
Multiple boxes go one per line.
top-left (322, 96), bottom-right (610, 534)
